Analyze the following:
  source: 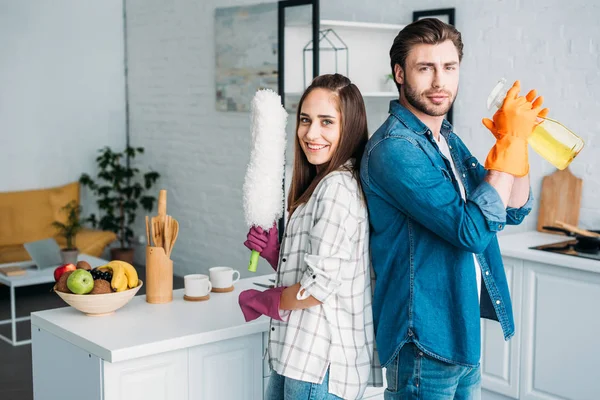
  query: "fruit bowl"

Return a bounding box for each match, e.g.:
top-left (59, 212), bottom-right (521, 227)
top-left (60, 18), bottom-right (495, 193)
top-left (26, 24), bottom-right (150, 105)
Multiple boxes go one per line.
top-left (54, 280), bottom-right (143, 316)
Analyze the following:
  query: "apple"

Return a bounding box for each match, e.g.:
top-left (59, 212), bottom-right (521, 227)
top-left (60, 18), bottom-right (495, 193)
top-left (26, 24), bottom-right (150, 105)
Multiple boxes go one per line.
top-left (66, 269), bottom-right (94, 294)
top-left (54, 263), bottom-right (76, 282)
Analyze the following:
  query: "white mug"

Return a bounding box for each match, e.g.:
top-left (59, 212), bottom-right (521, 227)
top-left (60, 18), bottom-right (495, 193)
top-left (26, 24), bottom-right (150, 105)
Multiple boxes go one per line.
top-left (184, 274), bottom-right (212, 297)
top-left (209, 266), bottom-right (240, 288)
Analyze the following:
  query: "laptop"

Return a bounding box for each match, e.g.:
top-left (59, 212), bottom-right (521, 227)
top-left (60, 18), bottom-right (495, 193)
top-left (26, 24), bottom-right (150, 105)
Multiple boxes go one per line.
top-left (23, 238), bottom-right (64, 270)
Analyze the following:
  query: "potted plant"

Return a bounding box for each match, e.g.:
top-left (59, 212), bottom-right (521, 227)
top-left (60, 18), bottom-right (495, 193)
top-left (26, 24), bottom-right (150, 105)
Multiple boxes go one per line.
top-left (384, 73), bottom-right (397, 92)
top-left (80, 146), bottom-right (160, 264)
top-left (52, 200), bottom-right (83, 264)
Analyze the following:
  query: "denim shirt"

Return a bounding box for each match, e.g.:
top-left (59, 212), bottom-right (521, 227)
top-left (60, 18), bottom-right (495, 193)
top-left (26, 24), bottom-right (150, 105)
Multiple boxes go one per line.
top-left (360, 101), bottom-right (533, 368)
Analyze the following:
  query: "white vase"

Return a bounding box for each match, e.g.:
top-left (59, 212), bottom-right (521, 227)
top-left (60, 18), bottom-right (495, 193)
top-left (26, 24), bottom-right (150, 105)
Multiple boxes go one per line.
top-left (61, 249), bottom-right (79, 265)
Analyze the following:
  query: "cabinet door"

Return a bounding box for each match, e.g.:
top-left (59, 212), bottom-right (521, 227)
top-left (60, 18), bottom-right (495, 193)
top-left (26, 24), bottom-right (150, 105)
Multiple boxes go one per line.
top-left (520, 260), bottom-right (600, 400)
top-left (103, 348), bottom-right (188, 400)
top-left (32, 327), bottom-right (103, 400)
top-left (189, 333), bottom-right (263, 400)
top-left (480, 257), bottom-right (523, 399)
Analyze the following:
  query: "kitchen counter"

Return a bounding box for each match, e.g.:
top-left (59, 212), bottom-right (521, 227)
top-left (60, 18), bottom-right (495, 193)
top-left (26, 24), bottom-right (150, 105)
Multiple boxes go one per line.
top-left (31, 232), bottom-right (595, 365)
top-left (497, 230), bottom-right (599, 273)
top-left (31, 273), bottom-right (274, 363)
top-left (31, 231), bottom-right (598, 400)
top-left (484, 230), bottom-right (600, 400)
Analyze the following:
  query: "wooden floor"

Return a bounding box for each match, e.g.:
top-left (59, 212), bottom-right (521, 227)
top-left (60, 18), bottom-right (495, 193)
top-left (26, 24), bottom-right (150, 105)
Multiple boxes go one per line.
top-left (0, 265), bottom-right (184, 400)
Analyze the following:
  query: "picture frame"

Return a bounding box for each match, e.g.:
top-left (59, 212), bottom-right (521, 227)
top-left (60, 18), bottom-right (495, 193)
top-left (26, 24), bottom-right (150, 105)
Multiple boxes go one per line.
top-left (412, 8), bottom-right (456, 125)
top-left (412, 8), bottom-right (455, 26)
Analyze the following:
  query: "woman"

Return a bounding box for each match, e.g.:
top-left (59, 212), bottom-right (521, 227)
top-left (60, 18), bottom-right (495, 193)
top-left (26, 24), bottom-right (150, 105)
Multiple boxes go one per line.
top-left (239, 73), bottom-right (381, 400)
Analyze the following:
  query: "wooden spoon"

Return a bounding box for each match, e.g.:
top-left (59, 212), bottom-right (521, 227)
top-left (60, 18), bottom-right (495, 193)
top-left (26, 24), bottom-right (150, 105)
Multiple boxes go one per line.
top-left (168, 218), bottom-right (179, 257)
top-left (152, 219), bottom-right (163, 248)
top-left (145, 216), bottom-right (151, 246)
top-left (555, 220), bottom-right (600, 238)
top-left (164, 215), bottom-right (172, 257)
top-left (151, 189), bottom-right (168, 249)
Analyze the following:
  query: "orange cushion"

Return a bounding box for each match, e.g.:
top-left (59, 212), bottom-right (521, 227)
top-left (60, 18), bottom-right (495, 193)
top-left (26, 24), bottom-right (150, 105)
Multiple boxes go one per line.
top-left (0, 182), bottom-right (79, 247)
top-left (0, 229), bottom-right (117, 264)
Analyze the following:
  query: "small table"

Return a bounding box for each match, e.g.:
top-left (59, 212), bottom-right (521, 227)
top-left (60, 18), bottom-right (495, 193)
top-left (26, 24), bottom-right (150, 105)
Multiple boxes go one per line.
top-left (0, 254), bottom-right (107, 346)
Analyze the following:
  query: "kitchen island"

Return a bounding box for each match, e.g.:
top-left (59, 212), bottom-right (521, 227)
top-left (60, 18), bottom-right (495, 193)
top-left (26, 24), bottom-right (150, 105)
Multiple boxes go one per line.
top-left (31, 272), bottom-right (385, 400)
top-left (31, 231), bottom-right (600, 400)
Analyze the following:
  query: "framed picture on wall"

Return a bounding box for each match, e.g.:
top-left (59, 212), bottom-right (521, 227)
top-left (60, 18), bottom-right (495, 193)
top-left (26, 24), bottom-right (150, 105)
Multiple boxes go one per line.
top-left (412, 8), bottom-right (455, 26)
top-left (412, 8), bottom-right (456, 125)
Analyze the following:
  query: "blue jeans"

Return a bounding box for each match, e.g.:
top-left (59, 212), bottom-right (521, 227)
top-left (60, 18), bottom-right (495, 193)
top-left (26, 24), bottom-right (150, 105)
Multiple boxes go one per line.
top-left (384, 343), bottom-right (481, 400)
top-left (265, 369), bottom-right (343, 400)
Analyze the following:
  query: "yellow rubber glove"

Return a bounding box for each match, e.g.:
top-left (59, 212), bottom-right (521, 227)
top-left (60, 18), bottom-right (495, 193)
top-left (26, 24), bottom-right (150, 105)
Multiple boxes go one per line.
top-left (482, 81), bottom-right (546, 177)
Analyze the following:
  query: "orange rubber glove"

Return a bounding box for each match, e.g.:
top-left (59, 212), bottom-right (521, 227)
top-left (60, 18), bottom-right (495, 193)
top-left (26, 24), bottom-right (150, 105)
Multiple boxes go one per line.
top-left (482, 81), bottom-right (547, 177)
top-left (483, 88), bottom-right (550, 139)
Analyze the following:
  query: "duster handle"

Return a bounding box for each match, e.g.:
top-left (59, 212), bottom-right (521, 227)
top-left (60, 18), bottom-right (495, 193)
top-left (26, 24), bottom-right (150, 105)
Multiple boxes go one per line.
top-left (248, 250), bottom-right (260, 272)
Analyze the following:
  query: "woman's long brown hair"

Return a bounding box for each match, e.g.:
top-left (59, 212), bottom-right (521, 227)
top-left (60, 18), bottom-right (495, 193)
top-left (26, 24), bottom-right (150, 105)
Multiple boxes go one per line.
top-left (287, 74), bottom-right (369, 217)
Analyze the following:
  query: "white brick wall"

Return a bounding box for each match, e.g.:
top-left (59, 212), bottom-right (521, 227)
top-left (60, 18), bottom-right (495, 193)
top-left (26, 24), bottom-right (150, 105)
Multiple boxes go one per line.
top-left (125, 0), bottom-right (599, 277)
top-left (125, 0), bottom-right (278, 277)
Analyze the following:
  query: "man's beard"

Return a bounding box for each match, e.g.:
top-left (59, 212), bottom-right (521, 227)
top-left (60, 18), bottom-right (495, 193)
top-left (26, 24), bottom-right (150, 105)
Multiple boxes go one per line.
top-left (403, 80), bottom-right (456, 117)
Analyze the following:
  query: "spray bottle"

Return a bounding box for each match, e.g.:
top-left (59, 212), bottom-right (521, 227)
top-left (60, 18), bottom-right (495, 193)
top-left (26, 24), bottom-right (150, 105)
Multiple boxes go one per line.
top-left (487, 78), bottom-right (584, 170)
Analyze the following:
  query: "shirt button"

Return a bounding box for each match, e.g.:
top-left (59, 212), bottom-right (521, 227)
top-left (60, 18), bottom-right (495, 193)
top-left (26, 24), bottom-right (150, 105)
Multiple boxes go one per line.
top-left (471, 162), bottom-right (476, 167)
top-left (312, 275), bottom-right (316, 279)
top-left (449, 145), bottom-right (452, 149)
top-left (408, 330), bottom-right (413, 336)
top-left (496, 300), bottom-right (501, 305)
top-left (462, 173), bottom-right (466, 178)
top-left (419, 351), bottom-right (423, 356)
top-left (271, 327), bottom-right (275, 331)
top-left (498, 224), bottom-right (503, 229)
top-left (282, 258), bottom-right (287, 262)
top-left (485, 271), bottom-right (490, 276)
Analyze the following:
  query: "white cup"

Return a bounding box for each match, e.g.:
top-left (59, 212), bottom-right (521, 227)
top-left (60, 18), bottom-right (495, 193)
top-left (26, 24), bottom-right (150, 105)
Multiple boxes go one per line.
top-left (184, 274), bottom-right (212, 297)
top-left (209, 267), bottom-right (240, 289)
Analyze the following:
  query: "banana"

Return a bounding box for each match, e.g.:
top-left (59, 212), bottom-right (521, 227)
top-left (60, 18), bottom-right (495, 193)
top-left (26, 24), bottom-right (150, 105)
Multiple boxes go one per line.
top-left (108, 263), bottom-right (128, 292)
top-left (107, 260), bottom-right (139, 289)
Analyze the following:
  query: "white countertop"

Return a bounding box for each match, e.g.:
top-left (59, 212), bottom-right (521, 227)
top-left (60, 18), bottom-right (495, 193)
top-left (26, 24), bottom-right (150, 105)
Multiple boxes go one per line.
top-left (31, 273), bottom-right (274, 363)
top-left (31, 231), bottom-right (598, 364)
top-left (498, 230), bottom-right (600, 273)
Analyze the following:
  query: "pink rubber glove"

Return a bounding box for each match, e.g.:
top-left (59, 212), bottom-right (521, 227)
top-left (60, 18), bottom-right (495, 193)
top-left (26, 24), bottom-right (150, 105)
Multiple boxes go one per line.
top-left (243, 222), bottom-right (280, 271)
top-left (238, 287), bottom-right (288, 322)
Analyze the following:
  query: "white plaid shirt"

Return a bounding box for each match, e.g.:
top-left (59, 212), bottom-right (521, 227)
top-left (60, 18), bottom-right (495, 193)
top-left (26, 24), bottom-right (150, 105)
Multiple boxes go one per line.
top-left (269, 169), bottom-right (383, 400)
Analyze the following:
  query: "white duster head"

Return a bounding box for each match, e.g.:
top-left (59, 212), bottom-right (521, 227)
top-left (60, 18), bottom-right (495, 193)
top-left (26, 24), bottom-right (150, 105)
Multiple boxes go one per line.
top-left (243, 89), bottom-right (288, 230)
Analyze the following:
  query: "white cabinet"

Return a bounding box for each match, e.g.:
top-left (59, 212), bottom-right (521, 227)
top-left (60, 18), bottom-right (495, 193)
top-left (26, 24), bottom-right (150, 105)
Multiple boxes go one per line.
top-left (519, 261), bottom-right (600, 400)
top-left (189, 333), bottom-right (263, 400)
top-left (284, 20), bottom-right (405, 97)
top-left (103, 348), bottom-right (188, 400)
top-left (31, 327), bottom-right (103, 400)
top-left (481, 257), bottom-right (600, 400)
top-left (481, 257), bottom-right (523, 398)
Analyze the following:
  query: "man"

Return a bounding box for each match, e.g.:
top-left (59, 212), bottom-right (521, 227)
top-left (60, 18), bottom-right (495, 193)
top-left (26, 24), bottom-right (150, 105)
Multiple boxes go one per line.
top-left (360, 18), bottom-right (547, 399)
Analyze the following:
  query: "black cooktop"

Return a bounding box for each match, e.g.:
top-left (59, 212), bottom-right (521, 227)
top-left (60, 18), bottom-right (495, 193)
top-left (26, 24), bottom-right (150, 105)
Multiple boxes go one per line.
top-left (530, 240), bottom-right (600, 262)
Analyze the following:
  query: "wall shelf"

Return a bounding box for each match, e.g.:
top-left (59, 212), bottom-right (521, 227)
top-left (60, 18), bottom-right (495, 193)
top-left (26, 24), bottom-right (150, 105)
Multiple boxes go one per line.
top-left (320, 19), bottom-right (405, 31)
top-left (284, 19), bottom-right (406, 96)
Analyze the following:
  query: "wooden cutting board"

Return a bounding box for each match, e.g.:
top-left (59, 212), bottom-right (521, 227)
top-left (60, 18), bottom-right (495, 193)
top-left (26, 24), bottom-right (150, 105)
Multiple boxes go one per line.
top-left (537, 167), bottom-right (583, 233)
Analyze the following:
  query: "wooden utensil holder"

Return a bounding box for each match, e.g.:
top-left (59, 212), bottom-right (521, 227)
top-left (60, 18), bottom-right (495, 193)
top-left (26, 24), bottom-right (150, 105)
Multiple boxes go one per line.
top-left (146, 246), bottom-right (173, 304)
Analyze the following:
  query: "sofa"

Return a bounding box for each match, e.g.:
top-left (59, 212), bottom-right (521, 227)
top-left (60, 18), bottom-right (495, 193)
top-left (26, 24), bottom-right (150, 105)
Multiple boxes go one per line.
top-left (0, 182), bottom-right (117, 264)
